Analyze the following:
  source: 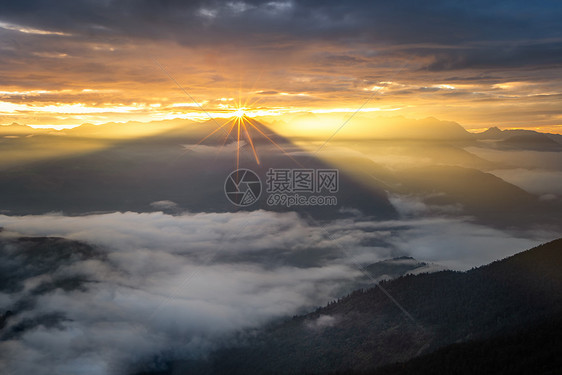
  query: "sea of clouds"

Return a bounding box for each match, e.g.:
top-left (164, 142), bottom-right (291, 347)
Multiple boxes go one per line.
top-left (0, 208), bottom-right (554, 375)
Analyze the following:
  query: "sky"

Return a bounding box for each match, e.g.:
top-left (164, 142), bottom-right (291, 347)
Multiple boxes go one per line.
top-left (1, 0), bottom-right (562, 132)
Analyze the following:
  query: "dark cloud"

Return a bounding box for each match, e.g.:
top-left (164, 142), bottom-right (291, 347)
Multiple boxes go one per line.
top-left (0, 0), bottom-right (561, 70)
top-left (0, 1), bottom-right (558, 41)
top-left (422, 41), bottom-right (562, 72)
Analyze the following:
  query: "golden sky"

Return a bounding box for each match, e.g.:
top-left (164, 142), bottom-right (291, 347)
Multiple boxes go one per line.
top-left (1, 1), bottom-right (561, 134)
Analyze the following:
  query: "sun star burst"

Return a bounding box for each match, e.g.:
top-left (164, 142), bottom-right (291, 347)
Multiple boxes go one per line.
top-left (196, 92), bottom-right (300, 169)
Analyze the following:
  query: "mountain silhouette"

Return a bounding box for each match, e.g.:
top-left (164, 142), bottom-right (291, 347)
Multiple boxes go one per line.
top-left (477, 126), bottom-right (504, 139)
top-left (361, 312), bottom-right (562, 375)
top-left (476, 126), bottom-right (562, 149)
top-left (498, 133), bottom-right (562, 151)
top-left (360, 116), bottom-right (474, 141)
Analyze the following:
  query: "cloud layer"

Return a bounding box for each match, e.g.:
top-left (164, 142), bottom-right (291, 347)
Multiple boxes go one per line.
top-left (0, 209), bottom-right (555, 374)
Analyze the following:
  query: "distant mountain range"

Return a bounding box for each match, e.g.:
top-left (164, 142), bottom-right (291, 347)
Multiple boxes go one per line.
top-left (0, 119), bottom-right (196, 138)
top-left (353, 116), bottom-right (475, 141)
top-left (135, 238), bottom-right (562, 375)
top-left (1, 117), bottom-right (561, 229)
top-left (3, 117), bottom-right (562, 144)
top-left (476, 126), bottom-right (562, 150)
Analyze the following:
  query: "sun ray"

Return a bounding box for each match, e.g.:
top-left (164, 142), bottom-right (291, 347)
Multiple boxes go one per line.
top-left (242, 117), bottom-right (260, 165)
top-left (196, 117), bottom-right (236, 145)
top-left (213, 118), bottom-right (238, 161)
top-left (246, 96), bottom-right (266, 111)
top-left (236, 117), bottom-right (241, 170)
top-left (221, 119), bottom-right (238, 146)
top-left (195, 83), bottom-right (302, 167)
top-left (245, 117), bottom-right (303, 167)
top-left (242, 69), bottom-right (264, 109)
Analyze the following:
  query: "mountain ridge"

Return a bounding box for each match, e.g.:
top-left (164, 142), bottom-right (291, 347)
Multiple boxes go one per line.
top-left (475, 126), bottom-right (562, 148)
top-left (145, 238), bottom-right (562, 375)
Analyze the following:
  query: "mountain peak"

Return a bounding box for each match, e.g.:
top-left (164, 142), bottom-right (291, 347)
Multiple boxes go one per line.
top-left (483, 126), bottom-right (503, 135)
top-left (475, 126), bottom-right (504, 139)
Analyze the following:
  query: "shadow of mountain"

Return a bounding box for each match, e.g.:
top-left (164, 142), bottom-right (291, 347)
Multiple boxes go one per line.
top-left (0, 117), bottom-right (397, 220)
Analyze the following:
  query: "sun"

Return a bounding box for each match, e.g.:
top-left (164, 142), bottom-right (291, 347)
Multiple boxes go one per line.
top-left (233, 108), bottom-right (246, 118)
top-left (196, 99), bottom-right (299, 169)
